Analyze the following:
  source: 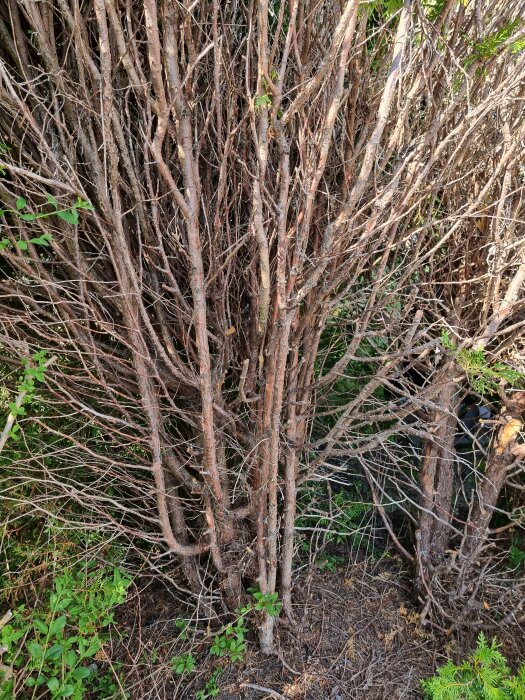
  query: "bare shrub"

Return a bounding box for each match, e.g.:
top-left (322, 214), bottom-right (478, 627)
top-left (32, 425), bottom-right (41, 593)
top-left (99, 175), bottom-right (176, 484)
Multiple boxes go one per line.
top-left (0, 0), bottom-right (524, 648)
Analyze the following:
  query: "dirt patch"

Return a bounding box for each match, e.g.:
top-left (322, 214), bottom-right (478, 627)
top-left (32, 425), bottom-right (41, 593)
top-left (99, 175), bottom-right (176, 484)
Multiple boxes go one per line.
top-left (106, 552), bottom-right (525, 699)
top-left (107, 556), bottom-right (459, 700)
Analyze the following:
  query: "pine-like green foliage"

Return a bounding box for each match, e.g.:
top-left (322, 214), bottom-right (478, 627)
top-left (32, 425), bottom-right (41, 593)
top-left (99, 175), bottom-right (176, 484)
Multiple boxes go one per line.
top-left (422, 634), bottom-right (525, 700)
top-left (440, 332), bottom-right (523, 396)
top-left (456, 349), bottom-right (523, 396)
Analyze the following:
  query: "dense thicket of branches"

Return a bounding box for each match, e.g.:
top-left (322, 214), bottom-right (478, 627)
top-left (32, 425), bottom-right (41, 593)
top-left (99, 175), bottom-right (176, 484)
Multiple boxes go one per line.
top-left (1, 0), bottom-right (524, 650)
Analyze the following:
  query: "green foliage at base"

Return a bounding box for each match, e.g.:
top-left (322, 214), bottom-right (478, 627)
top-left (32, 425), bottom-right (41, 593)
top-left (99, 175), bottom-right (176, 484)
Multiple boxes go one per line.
top-left (208, 591), bottom-right (281, 665)
top-left (422, 633), bottom-right (525, 700)
top-left (0, 564), bottom-right (131, 699)
top-left (171, 652), bottom-right (197, 675)
top-left (195, 670), bottom-right (220, 700)
top-left (209, 617), bottom-right (247, 663)
top-left (167, 590), bottom-right (282, 699)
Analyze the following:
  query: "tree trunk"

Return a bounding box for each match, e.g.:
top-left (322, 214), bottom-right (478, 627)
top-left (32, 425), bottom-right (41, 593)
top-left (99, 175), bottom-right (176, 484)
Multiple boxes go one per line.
top-left (416, 366), bottom-right (462, 589)
top-left (460, 393), bottom-right (525, 565)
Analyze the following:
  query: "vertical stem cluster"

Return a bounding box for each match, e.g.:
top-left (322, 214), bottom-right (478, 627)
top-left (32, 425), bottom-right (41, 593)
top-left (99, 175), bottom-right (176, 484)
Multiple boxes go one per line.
top-left (0, 0), bottom-right (524, 642)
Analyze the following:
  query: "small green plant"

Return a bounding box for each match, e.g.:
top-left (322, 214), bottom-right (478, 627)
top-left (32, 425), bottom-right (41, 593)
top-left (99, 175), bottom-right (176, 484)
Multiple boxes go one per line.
top-left (208, 590), bottom-right (281, 663)
top-left (465, 19), bottom-right (523, 66)
top-left (511, 38), bottom-right (525, 54)
top-left (195, 670), bottom-right (220, 700)
top-left (210, 617), bottom-right (247, 663)
top-left (316, 553), bottom-right (345, 572)
top-left (90, 664), bottom-right (129, 700)
top-left (0, 564), bottom-right (131, 699)
top-left (508, 544), bottom-right (525, 571)
top-left (0, 231), bottom-right (53, 252)
top-left (254, 93), bottom-right (272, 109)
top-left (251, 591), bottom-right (282, 617)
top-left (440, 332), bottom-right (522, 396)
top-left (1, 193), bottom-right (94, 225)
top-left (0, 193), bottom-right (94, 252)
top-left (174, 618), bottom-right (191, 641)
top-left (422, 633), bottom-right (525, 700)
top-left (171, 652), bottom-right (196, 675)
top-left (6, 351), bottom-right (49, 434)
top-left (440, 330), bottom-right (457, 350)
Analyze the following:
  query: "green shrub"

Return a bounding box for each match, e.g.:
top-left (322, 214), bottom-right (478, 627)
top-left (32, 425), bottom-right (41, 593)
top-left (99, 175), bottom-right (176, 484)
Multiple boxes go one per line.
top-left (209, 617), bottom-right (247, 663)
top-left (208, 591), bottom-right (281, 664)
top-left (422, 633), bottom-right (525, 700)
top-left (0, 564), bottom-right (131, 699)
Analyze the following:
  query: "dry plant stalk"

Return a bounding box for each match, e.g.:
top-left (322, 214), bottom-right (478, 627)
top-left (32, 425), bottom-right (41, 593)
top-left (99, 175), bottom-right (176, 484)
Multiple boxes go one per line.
top-left (0, 0), bottom-right (524, 647)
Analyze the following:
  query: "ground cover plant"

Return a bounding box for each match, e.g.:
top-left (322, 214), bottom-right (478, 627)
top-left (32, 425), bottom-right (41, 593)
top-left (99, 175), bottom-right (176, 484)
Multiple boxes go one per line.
top-left (423, 634), bottom-right (525, 700)
top-left (0, 564), bottom-right (131, 699)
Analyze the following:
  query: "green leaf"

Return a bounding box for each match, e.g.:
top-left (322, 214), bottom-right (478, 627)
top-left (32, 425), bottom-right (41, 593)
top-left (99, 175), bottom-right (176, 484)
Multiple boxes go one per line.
top-left (47, 677), bottom-right (60, 693)
top-left (511, 38), bottom-right (525, 54)
top-left (56, 209), bottom-right (79, 225)
top-left (34, 619), bottom-right (49, 634)
top-left (84, 639), bottom-right (101, 657)
top-left (45, 643), bottom-right (64, 660)
top-left (1, 625), bottom-right (23, 647)
top-left (254, 93), bottom-right (272, 109)
top-left (58, 684), bottom-right (74, 697)
top-left (15, 240), bottom-right (28, 250)
top-left (29, 234), bottom-right (53, 246)
top-left (46, 194), bottom-right (58, 208)
top-left (19, 213), bottom-right (37, 221)
top-left (171, 652), bottom-right (196, 674)
top-left (28, 642), bottom-right (44, 660)
top-left (54, 598), bottom-right (71, 613)
top-left (15, 197), bottom-right (26, 210)
top-left (63, 650), bottom-right (77, 668)
top-left (74, 197), bottom-right (95, 211)
top-left (49, 615), bottom-right (67, 637)
top-left (71, 667), bottom-right (91, 680)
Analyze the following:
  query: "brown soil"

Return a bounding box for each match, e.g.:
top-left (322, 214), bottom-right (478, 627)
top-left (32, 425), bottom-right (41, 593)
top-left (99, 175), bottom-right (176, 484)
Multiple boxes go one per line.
top-left (108, 556), bottom-right (464, 700)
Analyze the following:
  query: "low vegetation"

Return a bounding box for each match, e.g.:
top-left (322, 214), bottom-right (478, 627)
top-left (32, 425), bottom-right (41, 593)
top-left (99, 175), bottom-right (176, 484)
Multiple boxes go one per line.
top-left (423, 634), bottom-right (525, 700)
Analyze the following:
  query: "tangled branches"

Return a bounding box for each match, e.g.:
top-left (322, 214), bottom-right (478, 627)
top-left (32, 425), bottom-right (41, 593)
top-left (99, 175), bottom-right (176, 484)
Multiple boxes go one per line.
top-left (0, 0), bottom-right (524, 648)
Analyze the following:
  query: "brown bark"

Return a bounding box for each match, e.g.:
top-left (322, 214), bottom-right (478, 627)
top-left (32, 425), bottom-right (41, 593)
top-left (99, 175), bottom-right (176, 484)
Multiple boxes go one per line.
top-left (0, 0), bottom-right (524, 644)
top-left (416, 370), bottom-right (462, 587)
top-left (461, 393), bottom-right (525, 564)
